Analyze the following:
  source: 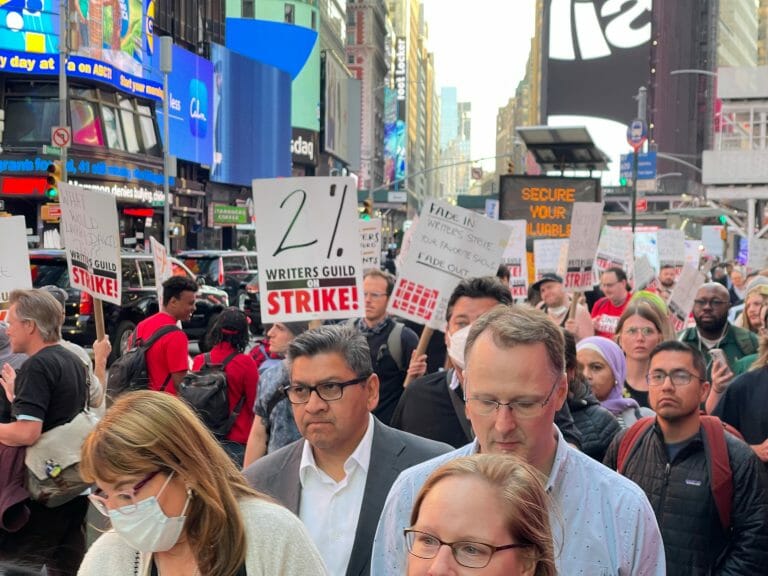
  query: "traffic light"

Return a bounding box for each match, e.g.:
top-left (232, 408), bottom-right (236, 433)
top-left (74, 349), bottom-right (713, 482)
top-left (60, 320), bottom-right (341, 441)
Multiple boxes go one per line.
top-left (507, 160), bottom-right (515, 175)
top-left (718, 214), bottom-right (728, 225)
top-left (359, 198), bottom-right (373, 220)
top-left (620, 176), bottom-right (628, 186)
top-left (45, 162), bottom-right (61, 200)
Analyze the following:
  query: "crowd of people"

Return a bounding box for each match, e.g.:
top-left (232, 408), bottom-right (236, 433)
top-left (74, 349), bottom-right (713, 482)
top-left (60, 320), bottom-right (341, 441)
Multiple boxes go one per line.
top-left (0, 258), bottom-right (767, 575)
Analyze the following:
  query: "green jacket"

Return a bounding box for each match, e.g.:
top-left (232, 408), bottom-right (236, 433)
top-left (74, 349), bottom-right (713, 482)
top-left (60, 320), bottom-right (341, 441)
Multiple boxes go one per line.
top-left (678, 325), bottom-right (759, 378)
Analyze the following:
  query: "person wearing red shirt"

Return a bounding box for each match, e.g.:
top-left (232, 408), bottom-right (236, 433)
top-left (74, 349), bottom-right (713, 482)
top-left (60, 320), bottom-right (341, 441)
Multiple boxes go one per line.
top-left (592, 267), bottom-right (632, 338)
top-left (193, 307), bottom-right (258, 467)
top-left (134, 275), bottom-right (197, 393)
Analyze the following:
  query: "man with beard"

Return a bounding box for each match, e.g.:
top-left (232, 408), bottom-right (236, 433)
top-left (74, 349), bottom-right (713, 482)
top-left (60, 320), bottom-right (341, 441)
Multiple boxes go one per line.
top-left (605, 341), bottom-right (768, 574)
top-left (678, 283), bottom-right (758, 379)
top-left (592, 267), bottom-right (632, 338)
top-left (655, 264), bottom-right (677, 301)
top-left (533, 273), bottom-right (593, 341)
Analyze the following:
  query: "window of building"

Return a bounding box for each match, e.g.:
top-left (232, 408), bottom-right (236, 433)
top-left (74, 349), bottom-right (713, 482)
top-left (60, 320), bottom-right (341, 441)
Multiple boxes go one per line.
top-left (119, 99), bottom-right (141, 153)
top-left (70, 100), bottom-right (104, 146)
top-left (347, 54), bottom-right (354, 65)
top-left (137, 104), bottom-right (161, 155)
top-left (285, 3), bottom-right (294, 23)
top-left (102, 105), bottom-right (126, 150)
top-left (242, 0), bottom-right (254, 18)
top-left (311, 10), bottom-right (317, 30)
top-left (3, 99), bottom-right (58, 145)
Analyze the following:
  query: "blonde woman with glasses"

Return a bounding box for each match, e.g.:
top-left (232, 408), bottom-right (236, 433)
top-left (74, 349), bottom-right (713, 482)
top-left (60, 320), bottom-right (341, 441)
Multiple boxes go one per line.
top-left (78, 391), bottom-right (327, 576)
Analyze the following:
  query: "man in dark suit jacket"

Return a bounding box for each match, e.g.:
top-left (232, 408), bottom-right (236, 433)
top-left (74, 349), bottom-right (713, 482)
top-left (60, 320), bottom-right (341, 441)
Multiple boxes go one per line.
top-left (243, 324), bottom-right (450, 576)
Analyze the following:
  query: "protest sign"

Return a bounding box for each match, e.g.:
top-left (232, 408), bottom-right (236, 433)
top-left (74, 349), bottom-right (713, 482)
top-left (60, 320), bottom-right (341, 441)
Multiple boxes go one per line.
top-left (253, 177), bottom-right (364, 322)
top-left (684, 240), bottom-right (701, 270)
top-left (748, 237), bottom-right (768, 272)
top-left (150, 237), bottom-right (173, 303)
top-left (594, 226), bottom-right (634, 284)
top-left (396, 215), bottom-right (419, 272)
top-left (533, 239), bottom-right (569, 279)
top-left (656, 229), bottom-right (686, 277)
top-left (667, 265), bottom-right (706, 332)
top-left (564, 202), bottom-right (603, 291)
top-left (388, 199), bottom-right (510, 330)
top-left (59, 183), bottom-right (122, 306)
top-left (634, 231), bottom-right (659, 272)
top-left (359, 219), bottom-right (382, 270)
top-left (0, 216), bottom-right (32, 321)
top-left (633, 255), bottom-right (656, 291)
top-left (501, 220), bottom-right (528, 298)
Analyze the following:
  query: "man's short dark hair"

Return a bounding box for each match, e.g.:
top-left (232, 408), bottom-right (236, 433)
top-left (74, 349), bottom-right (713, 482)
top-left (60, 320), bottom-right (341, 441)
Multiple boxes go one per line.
top-left (162, 276), bottom-right (199, 306)
top-left (496, 263), bottom-right (510, 283)
top-left (363, 268), bottom-right (395, 296)
top-left (287, 324), bottom-right (373, 377)
top-left (660, 264), bottom-right (676, 271)
top-left (446, 276), bottom-right (513, 322)
top-left (649, 341), bottom-right (707, 381)
top-left (603, 267), bottom-right (628, 283)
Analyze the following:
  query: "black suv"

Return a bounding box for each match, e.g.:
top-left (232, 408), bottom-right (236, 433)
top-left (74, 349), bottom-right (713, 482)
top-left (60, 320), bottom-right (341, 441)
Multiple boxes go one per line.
top-left (29, 250), bottom-right (229, 361)
top-left (178, 250), bottom-right (261, 332)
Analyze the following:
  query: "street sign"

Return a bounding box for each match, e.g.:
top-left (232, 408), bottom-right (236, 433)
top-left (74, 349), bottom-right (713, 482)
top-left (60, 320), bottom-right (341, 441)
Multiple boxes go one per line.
top-left (636, 198), bottom-right (648, 213)
top-left (42, 145), bottom-right (62, 157)
top-left (620, 151), bottom-right (657, 180)
top-left (51, 126), bottom-right (71, 148)
top-left (626, 119), bottom-right (647, 150)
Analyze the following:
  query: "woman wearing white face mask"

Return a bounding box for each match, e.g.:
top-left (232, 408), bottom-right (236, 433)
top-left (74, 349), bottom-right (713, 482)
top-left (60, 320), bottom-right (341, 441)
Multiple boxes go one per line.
top-left (77, 391), bottom-right (328, 576)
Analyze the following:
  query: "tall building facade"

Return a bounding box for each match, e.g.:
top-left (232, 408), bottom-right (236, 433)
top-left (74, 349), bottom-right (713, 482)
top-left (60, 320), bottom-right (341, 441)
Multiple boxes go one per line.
top-left (718, 0), bottom-right (759, 67)
top-left (760, 0), bottom-right (768, 65)
top-left (439, 92), bottom-right (471, 198)
top-left (346, 0), bottom-right (389, 192)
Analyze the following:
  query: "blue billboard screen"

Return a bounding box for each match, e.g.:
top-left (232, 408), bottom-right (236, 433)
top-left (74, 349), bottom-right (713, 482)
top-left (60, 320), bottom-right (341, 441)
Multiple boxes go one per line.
top-left (210, 43), bottom-right (291, 186)
top-left (150, 44), bottom-right (214, 165)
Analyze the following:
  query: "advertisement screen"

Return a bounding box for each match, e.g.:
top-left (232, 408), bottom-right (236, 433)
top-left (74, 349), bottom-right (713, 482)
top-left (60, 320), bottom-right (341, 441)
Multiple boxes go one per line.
top-left (0, 0), bottom-right (161, 99)
top-left (150, 44), bottom-right (214, 165)
top-left (323, 51), bottom-right (351, 164)
top-left (210, 43), bottom-right (291, 187)
top-left (383, 87), bottom-right (406, 186)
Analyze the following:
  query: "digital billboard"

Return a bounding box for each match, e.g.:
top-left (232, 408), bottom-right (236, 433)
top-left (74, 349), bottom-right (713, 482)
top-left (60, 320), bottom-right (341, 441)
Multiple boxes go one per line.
top-left (210, 43), bottom-right (291, 187)
top-left (323, 51), bottom-right (351, 165)
top-left (383, 87), bottom-right (406, 187)
top-left (0, 0), bottom-right (161, 100)
top-left (149, 44), bottom-right (214, 165)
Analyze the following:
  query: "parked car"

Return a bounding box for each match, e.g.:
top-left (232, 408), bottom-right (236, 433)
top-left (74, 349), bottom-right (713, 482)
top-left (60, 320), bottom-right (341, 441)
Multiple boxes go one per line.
top-left (29, 250), bottom-right (229, 362)
top-left (178, 250), bottom-right (262, 332)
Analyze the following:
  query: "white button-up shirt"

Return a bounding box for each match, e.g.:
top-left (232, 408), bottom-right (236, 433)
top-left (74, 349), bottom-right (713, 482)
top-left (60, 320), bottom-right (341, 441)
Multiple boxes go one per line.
top-left (371, 426), bottom-right (666, 576)
top-left (299, 413), bottom-right (375, 576)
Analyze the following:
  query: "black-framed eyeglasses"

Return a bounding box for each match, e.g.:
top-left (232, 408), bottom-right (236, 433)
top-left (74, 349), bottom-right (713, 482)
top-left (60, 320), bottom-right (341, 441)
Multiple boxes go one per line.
top-left (404, 529), bottom-right (530, 569)
top-left (693, 298), bottom-right (729, 308)
top-left (646, 369), bottom-right (704, 388)
top-left (283, 375), bottom-right (371, 404)
top-left (466, 377), bottom-right (561, 419)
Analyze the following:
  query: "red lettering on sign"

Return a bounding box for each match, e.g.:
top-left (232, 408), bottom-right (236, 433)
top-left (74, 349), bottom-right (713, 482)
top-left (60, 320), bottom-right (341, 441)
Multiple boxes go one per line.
top-left (266, 287), bottom-right (359, 316)
top-left (295, 290), bottom-right (311, 313)
top-left (71, 266), bottom-right (117, 298)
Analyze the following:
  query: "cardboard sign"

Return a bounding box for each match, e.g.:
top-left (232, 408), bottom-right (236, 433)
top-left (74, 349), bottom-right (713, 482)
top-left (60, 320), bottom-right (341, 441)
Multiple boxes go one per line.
top-left (501, 220), bottom-right (528, 299)
top-left (534, 239), bottom-right (569, 279)
top-left (667, 265), bottom-right (706, 332)
top-left (748, 237), bottom-right (768, 272)
top-left (564, 202), bottom-right (603, 291)
top-left (396, 215), bottom-right (419, 272)
top-left (656, 229), bottom-right (686, 277)
top-left (150, 237), bottom-right (172, 304)
top-left (253, 177), bottom-right (364, 322)
top-left (59, 183), bottom-right (122, 306)
top-left (633, 255), bottom-right (656, 291)
top-left (684, 240), bottom-right (701, 270)
top-left (0, 216), bottom-right (32, 321)
top-left (594, 226), bottom-right (634, 284)
top-left (359, 219), bottom-right (382, 271)
top-left (388, 199), bottom-right (510, 330)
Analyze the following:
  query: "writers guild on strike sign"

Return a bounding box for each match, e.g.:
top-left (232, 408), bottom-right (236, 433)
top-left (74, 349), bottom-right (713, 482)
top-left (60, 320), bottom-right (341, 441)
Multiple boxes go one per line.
top-left (71, 266), bottom-right (119, 299)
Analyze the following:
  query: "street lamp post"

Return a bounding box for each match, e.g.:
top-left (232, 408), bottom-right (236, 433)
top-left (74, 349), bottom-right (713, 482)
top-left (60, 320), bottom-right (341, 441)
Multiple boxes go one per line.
top-left (160, 37), bottom-right (173, 252)
top-left (58, 0), bottom-right (68, 182)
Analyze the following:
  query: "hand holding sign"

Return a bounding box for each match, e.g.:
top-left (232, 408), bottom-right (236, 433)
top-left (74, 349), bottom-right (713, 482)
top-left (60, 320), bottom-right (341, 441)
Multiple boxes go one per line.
top-left (253, 177), bottom-right (364, 322)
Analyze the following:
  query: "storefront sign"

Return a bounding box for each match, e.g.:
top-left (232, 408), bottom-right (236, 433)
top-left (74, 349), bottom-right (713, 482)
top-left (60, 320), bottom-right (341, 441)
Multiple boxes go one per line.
top-left (253, 177), bottom-right (364, 322)
top-left (291, 128), bottom-right (318, 165)
top-left (0, 157), bottom-right (172, 187)
top-left (210, 203), bottom-right (248, 226)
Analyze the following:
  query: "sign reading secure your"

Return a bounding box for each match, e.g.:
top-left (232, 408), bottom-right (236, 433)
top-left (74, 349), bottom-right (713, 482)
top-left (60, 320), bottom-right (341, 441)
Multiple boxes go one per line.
top-left (51, 126), bottom-right (72, 148)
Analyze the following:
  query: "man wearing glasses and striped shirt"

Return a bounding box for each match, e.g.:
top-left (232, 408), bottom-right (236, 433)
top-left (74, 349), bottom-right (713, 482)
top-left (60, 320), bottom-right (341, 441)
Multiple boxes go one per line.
top-left (372, 305), bottom-right (665, 576)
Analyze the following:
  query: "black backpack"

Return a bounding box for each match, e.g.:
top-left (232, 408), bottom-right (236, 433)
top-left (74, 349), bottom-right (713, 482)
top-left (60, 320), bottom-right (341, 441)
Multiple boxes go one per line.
top-left (107, 325), bottom-right (182, 397)
top-left (177, 352), bottom-right (245, 439)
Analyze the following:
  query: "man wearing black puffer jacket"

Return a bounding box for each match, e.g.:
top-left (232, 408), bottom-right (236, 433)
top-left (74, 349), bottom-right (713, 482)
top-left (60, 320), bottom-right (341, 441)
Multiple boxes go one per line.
top-left (605, 341), bottom-right (768, 575)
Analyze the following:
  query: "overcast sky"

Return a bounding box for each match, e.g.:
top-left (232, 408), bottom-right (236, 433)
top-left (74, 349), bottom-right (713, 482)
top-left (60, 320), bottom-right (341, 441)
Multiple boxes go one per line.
top-left (421, 0), bottom-right (537, 172)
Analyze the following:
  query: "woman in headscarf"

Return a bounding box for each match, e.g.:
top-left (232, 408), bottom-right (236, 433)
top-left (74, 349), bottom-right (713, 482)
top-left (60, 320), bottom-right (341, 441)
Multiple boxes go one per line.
top-left (576, 336), bottom-right (653, 429)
